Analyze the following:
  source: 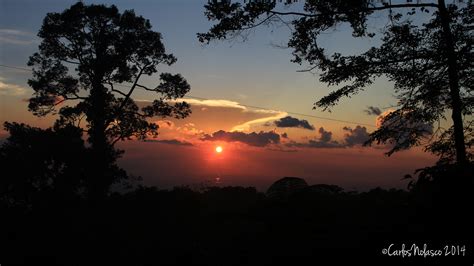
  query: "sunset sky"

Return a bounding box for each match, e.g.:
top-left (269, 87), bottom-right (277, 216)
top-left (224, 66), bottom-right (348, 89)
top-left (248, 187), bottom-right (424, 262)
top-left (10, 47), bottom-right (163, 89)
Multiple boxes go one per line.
top-left (0, 0), bottom-right (438, 190)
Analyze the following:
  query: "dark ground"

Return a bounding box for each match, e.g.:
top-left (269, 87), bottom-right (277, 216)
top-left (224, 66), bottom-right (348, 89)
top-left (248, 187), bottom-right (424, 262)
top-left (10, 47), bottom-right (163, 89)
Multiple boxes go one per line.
top-left (1, 174), bottom-right (472, 266)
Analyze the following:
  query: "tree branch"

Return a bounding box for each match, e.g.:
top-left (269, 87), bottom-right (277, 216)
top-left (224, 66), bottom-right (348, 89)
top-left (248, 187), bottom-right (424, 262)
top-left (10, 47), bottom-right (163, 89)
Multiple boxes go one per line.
top-left (53, 95), bottom-right (86, 106)
top-left (54, 98), bottom-right (68, 106)
top-left (135, 83), bottom-right (156, 91)
top-left (107, 83), bottom-right (128, 97)
top-left (117, 67), bottom-right (145, 112)
top-left (365, 3), bottom-right (439, 12)
top-left (266, 3), bottom-right (439, 17)
top-left (296, 65), bottom-right (318, 73)
top-left (77, 113), bottom-right (86, 128)
top-left (111, 89), bottom-right (128, 97)
top-left (111, 135), bottom-right (123, 146)
top-left (63, 59), bottom-right (81, 65)
top-left (241, 14), bottom-right (276, 30)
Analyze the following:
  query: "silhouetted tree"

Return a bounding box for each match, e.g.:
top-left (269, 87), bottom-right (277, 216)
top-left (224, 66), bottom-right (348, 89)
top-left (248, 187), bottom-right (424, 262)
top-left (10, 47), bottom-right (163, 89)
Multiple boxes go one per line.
top-left (199, 0), bottom-right (473, 168)
top-left (28, 2), bottom-right (191, 198)
top-left (0, 122), bottom-right (114, 207)
top-left (266, 177), bottom-right (308, 200)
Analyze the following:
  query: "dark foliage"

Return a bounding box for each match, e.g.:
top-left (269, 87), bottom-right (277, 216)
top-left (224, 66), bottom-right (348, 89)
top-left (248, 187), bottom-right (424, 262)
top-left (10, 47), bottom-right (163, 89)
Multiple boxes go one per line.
top-left (0, 122), bottom-right (86, 207)
top-left (28, 2), bottom-right (191, 143)
top-left (0, 122), bottom-right (127, 207)
top-left (26, 2), bottom-right (192, 197)
top-left (198, 0), bottom-right (473, 165)
top-left (1, 177), bottom-right (471, 265)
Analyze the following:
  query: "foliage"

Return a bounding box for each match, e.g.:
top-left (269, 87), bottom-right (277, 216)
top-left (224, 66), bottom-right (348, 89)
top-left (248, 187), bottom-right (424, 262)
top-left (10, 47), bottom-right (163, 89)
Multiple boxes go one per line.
top-left (0, 122), bottom-right (124, 206)
top-left (2, 182), bottom-right (471, 264)
top-left (26, 2), bottom-right (192, 196)
top-left (28, 2), bottom-right (191, 145)
top-left (198, 0), bottom-right (473, 162)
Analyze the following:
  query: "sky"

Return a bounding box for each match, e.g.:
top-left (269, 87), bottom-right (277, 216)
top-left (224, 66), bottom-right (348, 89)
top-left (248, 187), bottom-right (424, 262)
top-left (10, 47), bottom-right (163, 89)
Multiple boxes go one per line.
top-left (0, 0), bottom-right (438, 191)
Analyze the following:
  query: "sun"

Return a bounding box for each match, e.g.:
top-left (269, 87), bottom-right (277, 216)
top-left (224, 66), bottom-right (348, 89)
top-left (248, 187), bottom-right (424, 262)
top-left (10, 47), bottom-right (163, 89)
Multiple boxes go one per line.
top-left (215, 146), bottom-right (223, 153)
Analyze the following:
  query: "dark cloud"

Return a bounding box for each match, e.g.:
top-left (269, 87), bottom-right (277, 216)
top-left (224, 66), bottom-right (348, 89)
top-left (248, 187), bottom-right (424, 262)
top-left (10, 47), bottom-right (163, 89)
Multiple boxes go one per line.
top-left (274, 116), bottom-right (315, 130)
top-left (286, 127), bottom-right (342, 148)
top-left (343, 126), bottom-right (370, 146)
top-left (281, 132), bottom-right (288, 139)
top-left (318, 127), bottom-right (332, 142)
top-left (143, 139), bottom-right (193, 146)
top-left (364, 106), bottom-right (382, 116)
top-left (201, 130), bottom-right (280, 147)
top-left (286, 126), bottom-right (373, 149)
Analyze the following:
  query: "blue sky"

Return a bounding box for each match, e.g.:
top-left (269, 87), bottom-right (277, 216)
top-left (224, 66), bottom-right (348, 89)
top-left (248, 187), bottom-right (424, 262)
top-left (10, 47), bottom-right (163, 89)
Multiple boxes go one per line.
top-left (0, 0), bottom-right (400, 128)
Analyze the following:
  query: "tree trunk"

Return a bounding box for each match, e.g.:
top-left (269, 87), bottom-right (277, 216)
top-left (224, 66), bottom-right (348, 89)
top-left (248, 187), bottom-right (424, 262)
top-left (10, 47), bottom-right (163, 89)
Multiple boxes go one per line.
top-left (437, 0), bottom-right (467, 167)
top-left (87, 80), bottom-right (111, 201)
top-left (87, 43), bottom-right (116, 201)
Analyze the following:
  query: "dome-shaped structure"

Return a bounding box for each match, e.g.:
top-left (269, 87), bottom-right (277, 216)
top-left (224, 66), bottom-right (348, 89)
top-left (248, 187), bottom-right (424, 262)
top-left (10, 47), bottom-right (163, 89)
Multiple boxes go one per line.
top-left (266, 177), bottom-right (308, 200)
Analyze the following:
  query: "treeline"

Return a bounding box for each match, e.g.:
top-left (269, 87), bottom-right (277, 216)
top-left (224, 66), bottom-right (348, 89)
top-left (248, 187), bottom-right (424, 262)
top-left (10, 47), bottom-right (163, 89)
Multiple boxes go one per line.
top-left (1, 180), bottom-right (472, 265)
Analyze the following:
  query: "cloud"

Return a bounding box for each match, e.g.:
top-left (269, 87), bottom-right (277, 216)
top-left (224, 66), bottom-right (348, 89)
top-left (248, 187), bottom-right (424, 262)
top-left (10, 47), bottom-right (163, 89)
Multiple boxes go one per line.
top-left (281, 132), bottom-right (288, 139)
top-left (285, 126), bottom-right (373, 149)
top-left (168, 98), bottom-right (288, 132)
top-left (364, 106), bottom-right (382, 116)
top-left (286, 127), bottom-right (342, 148)
top-left (318, 127), bottom-right (332, 142)
top-left (231, 111), bottom-right (287, 132)
top-left (0, 28), bottom-right (37, 45)
top-left (179, 98), bottom-right (247, 110)
top-left (0, 29), bottom-right (30, 36)
top-left (343, 126), bottom-right (370, 146)
top-left (180, 99), bottom-right (288, 132)
top-left (0, 77), bottom-right (27, 96)
top-left (273, 116), bottom-right (315, 130)
top-left (143, 139), bottom-right (193, 146)
top-left (136, 98), bottom-right (287, 139)
top-left (201, 130), bottom-right (281, 147)
top-left (155, 120), bottom-right (175, 129)
top-left (176, 123), bottom-right (205, 136)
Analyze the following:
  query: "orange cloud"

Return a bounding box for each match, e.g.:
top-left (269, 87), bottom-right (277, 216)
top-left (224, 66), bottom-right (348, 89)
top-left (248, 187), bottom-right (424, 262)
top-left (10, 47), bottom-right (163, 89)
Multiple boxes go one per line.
top-left (155, 120), bottom-right (175, 129)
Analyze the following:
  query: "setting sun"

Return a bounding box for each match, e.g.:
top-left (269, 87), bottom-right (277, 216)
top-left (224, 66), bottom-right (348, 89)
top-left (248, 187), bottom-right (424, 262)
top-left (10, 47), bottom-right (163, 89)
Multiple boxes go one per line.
top-left (215, 146), bottom-right (223, 153)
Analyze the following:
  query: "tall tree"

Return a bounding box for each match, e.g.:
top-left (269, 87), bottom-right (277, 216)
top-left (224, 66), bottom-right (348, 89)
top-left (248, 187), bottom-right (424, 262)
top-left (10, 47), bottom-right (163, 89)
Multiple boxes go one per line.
top-left (198, 0), bottom-right (473, 168)
top-left (28, 2), bottom-right (191, 198)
